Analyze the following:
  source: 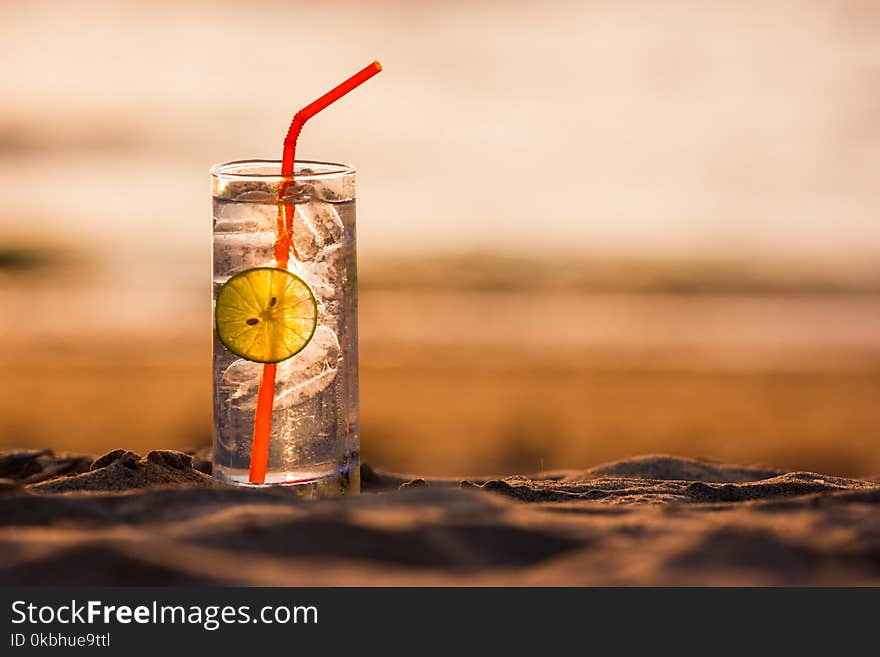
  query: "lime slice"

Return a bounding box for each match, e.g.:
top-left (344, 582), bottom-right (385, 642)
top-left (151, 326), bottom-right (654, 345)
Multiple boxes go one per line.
top-left (215, 267), bottom-right (318, 363)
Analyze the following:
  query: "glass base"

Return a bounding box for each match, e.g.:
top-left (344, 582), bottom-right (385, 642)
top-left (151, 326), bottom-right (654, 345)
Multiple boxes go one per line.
top-left (213, 460), bottom-right (360, 498)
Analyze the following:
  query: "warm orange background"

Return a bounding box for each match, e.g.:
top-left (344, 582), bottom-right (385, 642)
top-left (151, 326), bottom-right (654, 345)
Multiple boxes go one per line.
top-left (1, 0), bottom-right (879, 476)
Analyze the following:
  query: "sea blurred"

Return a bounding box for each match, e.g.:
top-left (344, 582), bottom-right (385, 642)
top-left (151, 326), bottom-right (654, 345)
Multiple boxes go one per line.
top-left (2, 0), bottom-right (879, 476)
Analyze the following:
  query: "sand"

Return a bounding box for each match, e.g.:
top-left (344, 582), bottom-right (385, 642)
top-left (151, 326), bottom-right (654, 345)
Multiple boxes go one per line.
top-left (1, 449), bottom-right (879, 586)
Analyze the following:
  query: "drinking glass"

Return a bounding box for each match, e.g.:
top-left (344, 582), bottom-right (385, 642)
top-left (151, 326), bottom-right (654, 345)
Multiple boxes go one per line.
top-left (211, 159), bottom-right (359, 495)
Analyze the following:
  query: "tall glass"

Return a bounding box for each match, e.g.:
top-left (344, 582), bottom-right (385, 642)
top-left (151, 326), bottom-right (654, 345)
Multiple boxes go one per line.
top-left (211, 160), bottom-right (359, 495)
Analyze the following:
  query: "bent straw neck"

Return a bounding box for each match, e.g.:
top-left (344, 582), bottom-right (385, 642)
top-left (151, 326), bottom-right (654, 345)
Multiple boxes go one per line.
top-left (281, 114), bottom-right (308, 176)
top-left (280, 61), bottom-right (382, 177)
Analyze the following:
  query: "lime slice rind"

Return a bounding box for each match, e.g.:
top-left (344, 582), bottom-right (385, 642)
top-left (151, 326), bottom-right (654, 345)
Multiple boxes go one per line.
top-left (215, 266), bottom-right (318, 364)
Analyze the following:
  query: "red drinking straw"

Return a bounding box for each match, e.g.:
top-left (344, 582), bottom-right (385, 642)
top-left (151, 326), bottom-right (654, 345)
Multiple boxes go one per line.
top-left (249, 60), bottom-right (382, 484)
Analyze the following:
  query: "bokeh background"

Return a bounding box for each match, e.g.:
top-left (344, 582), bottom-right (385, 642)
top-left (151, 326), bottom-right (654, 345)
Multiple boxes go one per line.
top-left (2, 0), bottom-right (879, 476)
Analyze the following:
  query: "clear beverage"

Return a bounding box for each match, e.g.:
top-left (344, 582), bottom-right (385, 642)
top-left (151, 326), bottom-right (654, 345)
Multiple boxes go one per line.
top-left (211, 160), bottom-right (359, 495)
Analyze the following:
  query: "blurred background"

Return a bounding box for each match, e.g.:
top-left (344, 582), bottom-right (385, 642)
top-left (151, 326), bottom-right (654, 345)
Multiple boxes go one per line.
top-left (2, 0), bottom-right (879, 476)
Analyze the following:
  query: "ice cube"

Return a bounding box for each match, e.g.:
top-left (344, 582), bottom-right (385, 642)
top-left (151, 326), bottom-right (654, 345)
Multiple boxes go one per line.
top-left (234, 189), bottom-right (277, 204)
top-left (275, 326), bottom-right (341, 407)
top-left (218, 325), bottom-right (341, 411)
top-left (298, 242), bottom-right (350, 299)
top-left (280, 181), bottom-right (314, 205)
top-left (307, 172), bottom-right (354, 204)
top-left (213, 231), bottom-right (276, 276)
top-left (292, 201), bottom-right (345, 262)
top-left (213, 192), bottom-right (278, 233)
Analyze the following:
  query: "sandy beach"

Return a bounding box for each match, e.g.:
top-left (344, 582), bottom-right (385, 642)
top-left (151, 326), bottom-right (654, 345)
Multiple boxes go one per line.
top-left (2, 448), bottom-right (879, 586)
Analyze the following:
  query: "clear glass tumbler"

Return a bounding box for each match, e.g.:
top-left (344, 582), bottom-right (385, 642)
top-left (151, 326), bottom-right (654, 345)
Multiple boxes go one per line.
top-left (211, 160), bottom-right (359, 495)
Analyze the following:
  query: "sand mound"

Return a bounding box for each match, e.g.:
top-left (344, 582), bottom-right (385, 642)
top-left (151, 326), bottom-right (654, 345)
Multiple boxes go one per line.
top-left (583, 454), bottom-right (784, 483)
top-left (30, 450), bottom-right (214, 493)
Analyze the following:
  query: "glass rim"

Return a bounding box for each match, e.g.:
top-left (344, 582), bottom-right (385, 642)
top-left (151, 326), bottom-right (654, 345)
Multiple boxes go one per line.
top-left (210, 158), bottom-right (356, 181)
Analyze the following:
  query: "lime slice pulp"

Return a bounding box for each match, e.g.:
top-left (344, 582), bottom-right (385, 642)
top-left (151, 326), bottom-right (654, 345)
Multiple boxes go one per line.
top-left (215, 267), bottom-right (318, 363)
